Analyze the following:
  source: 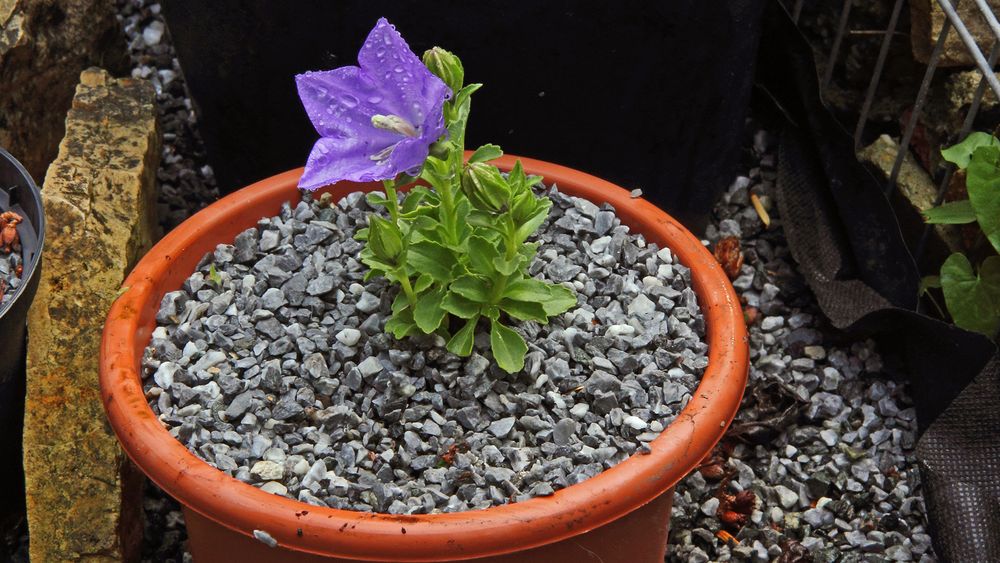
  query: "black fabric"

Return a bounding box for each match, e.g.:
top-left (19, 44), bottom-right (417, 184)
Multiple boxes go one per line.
top-left (759, 3), bottom-right (1000, 560)
top-left (161, 0), bottom-right (765, 231)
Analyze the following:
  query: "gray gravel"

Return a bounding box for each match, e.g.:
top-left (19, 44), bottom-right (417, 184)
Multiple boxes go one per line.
top-left (116, 0), bottom-right (220, 233)
top-left (0, 245), bottom-right (22, 309)
top-left (142, 186), bottom-right (707, 514)
top-left (665, 128), bottom-right (938, 562)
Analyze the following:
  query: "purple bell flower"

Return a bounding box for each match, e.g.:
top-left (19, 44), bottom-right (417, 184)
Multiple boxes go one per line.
top-left (295, 18), bottom-right (452, 190)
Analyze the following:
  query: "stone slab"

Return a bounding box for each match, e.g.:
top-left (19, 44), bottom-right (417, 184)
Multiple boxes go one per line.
top-left (23, 68), bottom-right (159, 563)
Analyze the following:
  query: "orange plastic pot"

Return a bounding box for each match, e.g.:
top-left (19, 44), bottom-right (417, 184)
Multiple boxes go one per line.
top-left (100, 154), bottom-right (748, 562)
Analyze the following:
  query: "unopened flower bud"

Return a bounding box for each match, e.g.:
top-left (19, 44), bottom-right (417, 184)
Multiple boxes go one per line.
top-left (423, 47), bottom-right (464, 95)
top-left (461, 162), bottom-right (509, 213)
top-left (368, 215), bottom-right (404, 264)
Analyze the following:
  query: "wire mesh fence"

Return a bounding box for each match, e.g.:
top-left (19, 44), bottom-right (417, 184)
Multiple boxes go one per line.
top-left (786, 0), bottom-right (1000, 269)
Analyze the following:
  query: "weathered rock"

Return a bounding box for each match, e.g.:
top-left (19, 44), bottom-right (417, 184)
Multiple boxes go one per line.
top-left (910, 0), bottom-right (1000, 67)
top-left (858, 134), bottom-right (962, 263)
top-left (0, 0), bottom-right (127, 181)
top-left (23, 68), bottom-right (159, 563)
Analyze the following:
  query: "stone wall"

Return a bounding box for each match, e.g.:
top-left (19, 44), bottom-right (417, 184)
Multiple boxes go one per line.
top-left (23, 68), bottom-right (159, 562)
top-left (911, 0), bottom-right (1000, 67)
top-left (0, 0), bottom-right (127, 182)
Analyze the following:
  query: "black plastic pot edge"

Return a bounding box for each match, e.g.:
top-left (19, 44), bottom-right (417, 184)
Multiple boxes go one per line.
top-left (0, 146), bottom-right (44, 540)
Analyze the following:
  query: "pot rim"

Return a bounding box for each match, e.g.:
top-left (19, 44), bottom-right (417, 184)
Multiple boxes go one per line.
top-left (100, 154), bottom-right (748, 561)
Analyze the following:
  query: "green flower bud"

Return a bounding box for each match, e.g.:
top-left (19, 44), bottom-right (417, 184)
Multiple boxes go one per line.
top-left (422, 47), bottom-right (464, 94)
top-left (368, 215), bottom-right (405, 265)
top-left (461, 162), bottom-right (510, 213)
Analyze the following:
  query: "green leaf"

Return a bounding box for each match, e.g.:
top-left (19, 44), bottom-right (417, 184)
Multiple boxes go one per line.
top-left (410, 215), bottom-right (441, 235)
top-left (513, 201), bottom-right (551, 245)
top-left (408, 240), bottom-right (457, 282)
top-left (391, 292), bottom-right (410, 315)
top-left (447, 83), bottom-right (482, 144)
top-left (503, 278), bottom-right (577, 316)
top-left (468, 236), bottom-right (501, 276)
top-left (208, 263), bottom-right (222, 286)
top-left (367, 215), bottom-right (405, 264)
top-left (482, 305), bottom-right (500, 320)
top-left (466, 210), bottom-right (504, 232)
top-left (446, 315), bottom-right (479, 356)
top-left (451, 275), bottom-right (491, 303)
top-left (940, 253), bottom-right (1000, 336)
top-left (492, 255), bottom-right (523, 277)
top-left (922, 200), bottom-right (977, 224)
top-left (366, 192), bottom-right (390, 207)
top-left (414, 287), bottom-right (448, 333)
top-left (442, 291), bottom-right (481, 319)
top-left (454, 199), bottom-right (472, 241)
top-left (490, 319), bottom-right (527, 373)
top-left (413, 274), bottom-right (434, 293)
top-left (941, 132), bottom-right (1000, 169)
top-left (385, 309), bottom-right (421, 339)
top-left (965, 146), bottom-right (1000, 254)
top-left (498, 298), bottom-right (548, 323)
top-left (503, 278), bottom-right (553, 303)
top-left (359, 254), bottom-right (395, 275)
top-left (469, 144), bottom-right (503, 163)
top-left (542, 284), bottom-right (578, 316)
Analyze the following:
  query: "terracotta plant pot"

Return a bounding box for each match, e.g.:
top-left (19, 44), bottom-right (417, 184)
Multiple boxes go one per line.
top-left (100, 154), bottom-right (748, 562)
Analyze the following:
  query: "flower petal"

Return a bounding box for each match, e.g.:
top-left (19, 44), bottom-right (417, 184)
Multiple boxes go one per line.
top-left (358, 18), bottom-right (451, 136)
top-left (385, 137), bottom-right (434, 178)
top-left (295, 67), bottom-right (400, 145)
top-left (299, 136), bottom-right (399, 190)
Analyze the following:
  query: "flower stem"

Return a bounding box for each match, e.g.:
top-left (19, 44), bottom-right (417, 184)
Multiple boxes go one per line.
top-left (396, 269), bottom-right (417, 305)
top-left (383, 179), bottom-right (401, 223)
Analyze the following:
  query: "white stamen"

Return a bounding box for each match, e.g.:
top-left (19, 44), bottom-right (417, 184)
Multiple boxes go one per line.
top-left (371, 114), bottom-right (418, 137)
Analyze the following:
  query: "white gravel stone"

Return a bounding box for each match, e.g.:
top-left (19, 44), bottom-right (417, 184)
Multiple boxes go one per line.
top-left (336, 328), bottom-right (362, 346)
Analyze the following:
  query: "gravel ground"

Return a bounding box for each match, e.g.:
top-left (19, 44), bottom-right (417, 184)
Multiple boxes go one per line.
top-left (664, 128), bottom-right (937, 562)
top-left (143, 187), bottom-right (707, 513)
top-left (116, 0), bottom-right (219, 232)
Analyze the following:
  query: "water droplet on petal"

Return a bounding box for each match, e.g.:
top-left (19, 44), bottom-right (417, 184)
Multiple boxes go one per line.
top-left (383, 34), bottom-right (392, 45)
top-left (340, 93), bottom-right (359, 108)
top-left (367, 95), bottom-right (383, 104)
top-left (314, 86), bottom-right (328, 98)
top-left (393, 65), bottom-right (404, 73)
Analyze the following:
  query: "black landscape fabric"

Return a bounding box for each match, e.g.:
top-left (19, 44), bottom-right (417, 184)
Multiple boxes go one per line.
top-left (161, 0), bottom-right (998, 559)
top-left (162, 0), bottom-right (764, 232)
top-left (758, 2), bottom-right (1000, 561)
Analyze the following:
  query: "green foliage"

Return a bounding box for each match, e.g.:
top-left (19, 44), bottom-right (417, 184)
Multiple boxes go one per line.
top-left (940, 254), bottom-right (1000, 335)
top-left (924, 132), bottom-right (1000, 336)
top-left (356, 50), bottom-right (577, 372)
top-left (208, 263), bottom-right (222, 286)
top-left (922, 200), bottom-right (976, 224)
